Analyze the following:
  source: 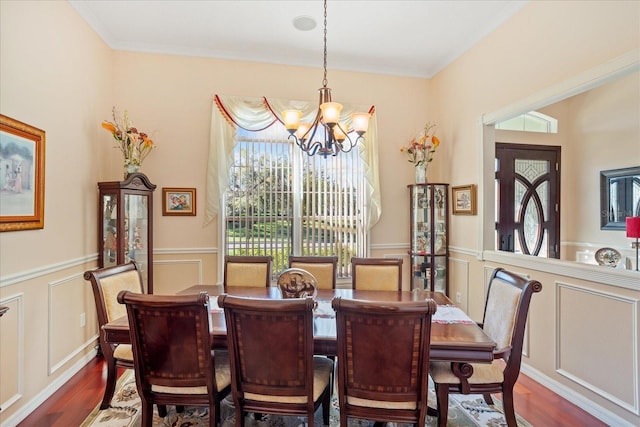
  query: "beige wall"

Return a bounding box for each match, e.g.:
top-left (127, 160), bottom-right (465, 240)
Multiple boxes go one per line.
top-left (1, 0), bottom-right (639, 426)
top-left (494, 71), bottom-right (640, 264)
top-left (430, 1), bottom-right (639, 425)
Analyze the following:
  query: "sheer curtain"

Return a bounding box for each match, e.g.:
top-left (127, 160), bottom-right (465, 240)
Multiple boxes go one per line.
top-left (206, 94), bottom-right (381, 230)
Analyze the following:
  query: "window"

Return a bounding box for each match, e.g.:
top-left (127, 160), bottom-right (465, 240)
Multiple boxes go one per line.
top-left (224, 126), bottom-right (367, 279)
top-left (495, 111), bottom-right (558, 133)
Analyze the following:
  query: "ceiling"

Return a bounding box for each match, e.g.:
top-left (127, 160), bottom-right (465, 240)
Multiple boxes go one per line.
top-left (69, 0), bottom-right (528, 79)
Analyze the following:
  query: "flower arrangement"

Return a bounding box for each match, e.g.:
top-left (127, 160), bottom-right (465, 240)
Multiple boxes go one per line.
top-left (400, 122), bottom-right (441, 166)
top-left (101, 107), bottom-right (155, 168)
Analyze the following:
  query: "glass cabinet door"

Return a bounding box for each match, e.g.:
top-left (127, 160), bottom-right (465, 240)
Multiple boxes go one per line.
top-left (98, 173), bottom-right (156, 293)
top-left (102, 193), bottom-right (118, 268)
top-left (408, 183), bottom-right (448, 294)
top-left (124, 194), bottom-right (149, 288)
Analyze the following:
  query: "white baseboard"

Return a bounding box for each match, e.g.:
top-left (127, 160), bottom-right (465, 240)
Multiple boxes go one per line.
top-left (0, 349), bottom-right (98, 427)
top-left (521, 363), bottom-right (635, 427)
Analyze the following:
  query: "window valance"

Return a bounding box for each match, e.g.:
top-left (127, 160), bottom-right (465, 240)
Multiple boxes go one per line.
top-left (206, 94), bottom-right (381, 230)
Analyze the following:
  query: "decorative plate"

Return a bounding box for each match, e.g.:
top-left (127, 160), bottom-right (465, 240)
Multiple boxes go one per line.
top-left (594, 247), bottom-right (622, 267)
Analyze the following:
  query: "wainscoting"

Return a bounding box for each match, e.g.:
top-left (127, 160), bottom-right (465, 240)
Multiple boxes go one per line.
top-left (0, 247), bottom-right (638, 427)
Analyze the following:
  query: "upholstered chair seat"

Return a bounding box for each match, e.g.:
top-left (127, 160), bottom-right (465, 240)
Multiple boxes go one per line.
top-left (243, 356), bottom-right (333, 404)
top-left (112, 344), bottom-right (133, 361)
top-left (430, 359), bottom-right (504, 384)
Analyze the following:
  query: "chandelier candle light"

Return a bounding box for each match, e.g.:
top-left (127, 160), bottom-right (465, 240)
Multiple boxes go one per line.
top-left (626, 216), bottom-right (640, 271)
top-left (281, 0), bottom-right (370, 158)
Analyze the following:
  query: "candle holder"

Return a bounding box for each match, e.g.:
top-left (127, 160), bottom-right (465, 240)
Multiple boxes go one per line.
top-left (626, 216), bottom-right (640, 271)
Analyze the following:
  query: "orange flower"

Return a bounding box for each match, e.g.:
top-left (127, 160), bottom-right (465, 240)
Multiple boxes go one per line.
top-left (101, 121), bottom-right (116, 134)
top-left (102, 107), bottom-right (156, 167)
top-left (400, 122), bottom-right (441, 166)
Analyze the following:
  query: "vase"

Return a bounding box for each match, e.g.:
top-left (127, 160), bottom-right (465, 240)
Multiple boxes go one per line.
top-left (415, 164), bottom-right (427, 184)
top-left (124, 164), bottom-right (140, 179)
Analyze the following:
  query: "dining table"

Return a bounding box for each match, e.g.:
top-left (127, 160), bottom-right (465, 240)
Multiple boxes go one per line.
top-left (102, 285), bottom-right (496, 363)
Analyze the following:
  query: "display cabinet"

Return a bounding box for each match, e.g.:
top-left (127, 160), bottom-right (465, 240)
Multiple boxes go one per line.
top-left (98, 173), bottom-right (156, 293)
top-left (408, 183), bottom-right (449, 294)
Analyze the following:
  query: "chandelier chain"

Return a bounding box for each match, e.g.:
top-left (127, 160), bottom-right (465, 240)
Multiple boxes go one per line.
top-left (322, 0), bottom-right (328, 88)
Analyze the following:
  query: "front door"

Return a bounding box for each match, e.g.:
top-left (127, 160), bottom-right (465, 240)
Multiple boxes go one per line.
top-left (495, 143), bottom-right (561, 258)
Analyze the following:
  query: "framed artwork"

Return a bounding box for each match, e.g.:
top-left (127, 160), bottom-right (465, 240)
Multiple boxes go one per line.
top-left (452, 184), bottom-right (477, 215)
top-left (1, 114), bottom-right (46, 232)
top-left (162, 187), bottom-right (196, 216)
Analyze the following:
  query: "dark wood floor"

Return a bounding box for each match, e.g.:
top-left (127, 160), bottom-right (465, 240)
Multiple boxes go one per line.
top-left (17, 356), bottom-right (607, 427)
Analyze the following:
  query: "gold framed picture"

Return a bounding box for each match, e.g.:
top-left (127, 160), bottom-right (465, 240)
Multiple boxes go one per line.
top-left (452, 184), bottom-right (477, 215)
top-left (162, 187), bottom-right (196, 216)
top-left (1, 114), bottom-right (46, 232)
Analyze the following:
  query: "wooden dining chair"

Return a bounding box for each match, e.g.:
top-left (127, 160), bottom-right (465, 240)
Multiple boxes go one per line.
top-left (218, 294), bottom-right (333, 427)
top-left (276, 267), bottom-right (318, 299)
top-left (84, 261), bottom-right (144, 409)
top-left (117, 290), bottom-right (231, 427)
top-left (332, 296), bottom-right (437, 427)
top-left (223, 255), bottom-right (272, 291)
top-left (351, 257), bottom-right (403, 291)
top-left (288, 255), bottom-right (338, 289)
top-left (429, 267), bottom-right (542, 427)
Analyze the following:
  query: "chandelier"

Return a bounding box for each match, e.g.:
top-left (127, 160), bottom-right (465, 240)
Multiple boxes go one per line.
top-left (281, 0), bottom-right (370, 158)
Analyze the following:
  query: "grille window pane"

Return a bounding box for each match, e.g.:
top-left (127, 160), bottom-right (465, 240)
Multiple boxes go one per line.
top-left (224, 126), bottom-right (366, 279)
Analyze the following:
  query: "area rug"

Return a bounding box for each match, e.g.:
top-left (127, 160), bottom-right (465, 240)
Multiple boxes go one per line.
top-left (81, 370), bottom-right (532, 427)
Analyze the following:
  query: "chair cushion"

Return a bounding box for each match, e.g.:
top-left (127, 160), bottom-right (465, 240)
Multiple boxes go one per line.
top-left (214, 350), bottom-right (232, 391)
top-left (150, 350), bottom-right (232, 395)
top-left (226, 263), bottom-right (268, 287)
top-left (429, 360), bottom-right (504, 385)
top-left (100, 270), bottom-right (142, 322)
top-left (243, 356), bottom-right (333, 404)
top-left (113, 344), bottom-right (133, 362)
top-left (483, 278), bottom-right (521, 350)
top-left (290, 263), bottom-right (334, 290)
top-left (354, 265), bottom-right (399, 291)
top-left (346, 395), bottom-right (417, 410)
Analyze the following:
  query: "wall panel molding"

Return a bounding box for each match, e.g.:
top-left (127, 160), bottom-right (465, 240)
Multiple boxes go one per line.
top-left (0, 255), bottom-right (96, 288)
top-left (449, 256), bottom-right (470, 312)
top-left (48, 272), bottom-right (97, 375)
top-left (154, 259), bottom-right (204, 283)
top-left (0, 293), bottom-right (24, 414)
top-left (556, 282), bottom-right (639, 415)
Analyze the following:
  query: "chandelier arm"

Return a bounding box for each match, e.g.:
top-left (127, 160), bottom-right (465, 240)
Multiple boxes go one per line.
top-left (288, 134), bottom-right (323, 156)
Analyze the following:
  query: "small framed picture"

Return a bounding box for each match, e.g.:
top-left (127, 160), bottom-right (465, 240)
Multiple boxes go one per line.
top-left (452, 184), bottom-right (477, 215)
top-left (162, 187), bottom-right (196, 216)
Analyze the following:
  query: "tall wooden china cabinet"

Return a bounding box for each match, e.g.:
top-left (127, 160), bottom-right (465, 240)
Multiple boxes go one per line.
top-left (98, 173), bottom-right (156, 293)
top-left (408, 183), bottom-right (449, 294)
